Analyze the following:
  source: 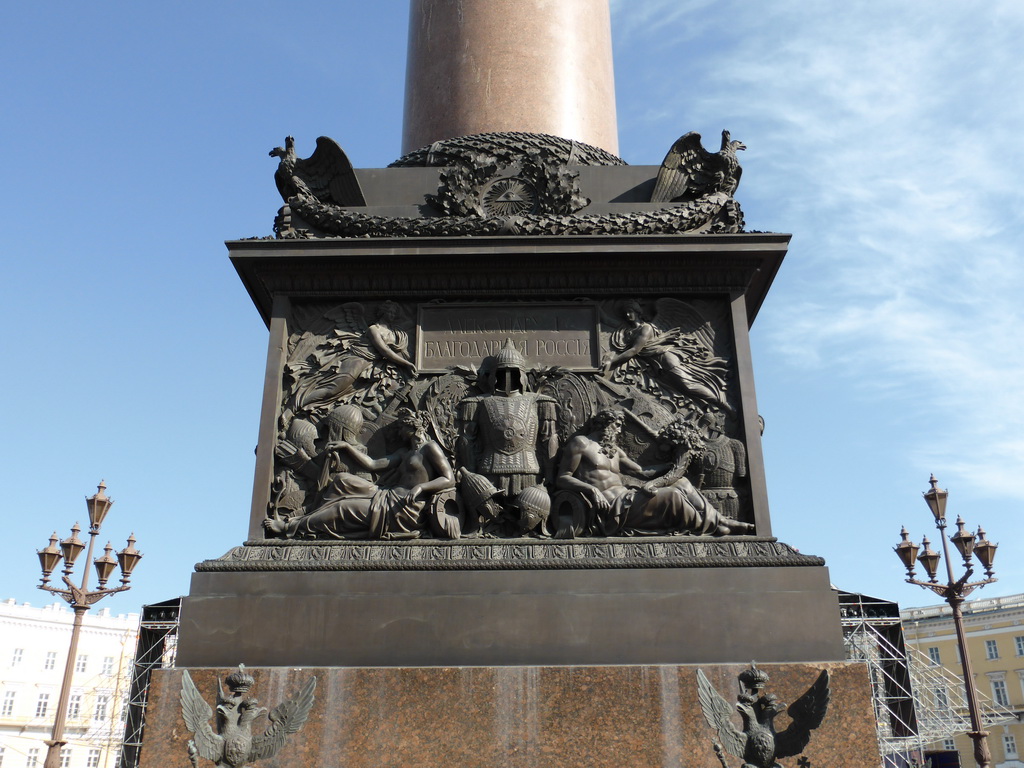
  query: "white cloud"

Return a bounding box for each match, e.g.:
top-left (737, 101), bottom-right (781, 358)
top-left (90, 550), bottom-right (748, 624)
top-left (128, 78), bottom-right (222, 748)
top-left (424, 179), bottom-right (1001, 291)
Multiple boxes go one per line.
top-left (610, 0), bottom-right (717, 44)
top-left (614, 1), bottom-right (1024, 498)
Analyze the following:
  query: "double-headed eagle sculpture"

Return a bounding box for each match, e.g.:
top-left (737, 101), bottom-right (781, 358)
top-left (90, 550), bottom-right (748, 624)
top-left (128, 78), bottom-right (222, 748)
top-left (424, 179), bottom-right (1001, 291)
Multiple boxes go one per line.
top-left (696, 663), bottom-right (831, 768)
top-left (180, 665), bottom-right (317, 768)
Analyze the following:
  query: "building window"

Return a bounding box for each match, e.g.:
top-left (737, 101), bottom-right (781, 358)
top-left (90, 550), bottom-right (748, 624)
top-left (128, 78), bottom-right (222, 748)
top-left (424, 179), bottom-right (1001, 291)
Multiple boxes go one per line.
top-left (1, 691), bottom-right (15, 716)
top-left (68, 694), bottom-right (82, 719)
top-left (58, 749), bottom-right (70, 768)
top-left (927, 646), bottom-right (941, 665)
top-left (1005, 734), bottom-right (1018, 759)
top-left (35, 693), bottom-right (50, 718)
top-left (44, 652), bottom-right (57, 671)
top-left (934, 686), bottom-right (949, 708)
top-left (75, 654), bottom-right (88, 673)
top-left (943, 738), bottom-right (956, 751)
top-left (1016, 636), bottom-right (1024, 657)
top-left (27, 748), bottom-right (40, 768)
top-left (986, 639), bottom-right (999, 660)
top-left (102, 656), bottom-right (115, 676)
top-left (992, 679), bottom-right (1010, 707)
top-left (94, 694), bottom-right (109, 722)
top-left (86, 750), bottom-right (100, 768)
top-left (11, 649), bottom-right (23, 667)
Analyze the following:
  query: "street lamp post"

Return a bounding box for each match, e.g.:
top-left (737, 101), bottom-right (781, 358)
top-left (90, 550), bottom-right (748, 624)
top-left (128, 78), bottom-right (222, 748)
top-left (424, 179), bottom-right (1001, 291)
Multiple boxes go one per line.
top-left (894, 475), bottom-right (998, 768)
top-left (36, 482), bottom-right (142, 768)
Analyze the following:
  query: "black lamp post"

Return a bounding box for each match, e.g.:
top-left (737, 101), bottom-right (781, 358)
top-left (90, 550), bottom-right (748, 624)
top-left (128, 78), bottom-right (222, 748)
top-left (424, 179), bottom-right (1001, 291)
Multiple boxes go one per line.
top-left (36, 482), bottom-right (142, 768)
top-left (895, 475), bottom-right (997, 768)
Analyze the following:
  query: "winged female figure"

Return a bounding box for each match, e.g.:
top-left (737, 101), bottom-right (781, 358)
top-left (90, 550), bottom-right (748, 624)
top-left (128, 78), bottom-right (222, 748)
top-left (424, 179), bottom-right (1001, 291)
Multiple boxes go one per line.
top-left (602, 298), bottom-right (730, 412)
top-left (287, 300), bottom-right (417, 417)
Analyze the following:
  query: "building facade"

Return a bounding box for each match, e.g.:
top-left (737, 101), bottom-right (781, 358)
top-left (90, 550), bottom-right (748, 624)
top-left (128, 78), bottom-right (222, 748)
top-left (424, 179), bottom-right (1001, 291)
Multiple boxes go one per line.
top-left (902, 593), bottom-right (1024, 768)
top-left (0, 600), bottom-right (138, 768)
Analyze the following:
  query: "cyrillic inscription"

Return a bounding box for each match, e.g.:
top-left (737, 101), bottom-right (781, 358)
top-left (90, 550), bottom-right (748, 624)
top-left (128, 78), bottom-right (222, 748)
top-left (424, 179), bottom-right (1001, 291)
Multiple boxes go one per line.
top-left (416, 303), bottom-right (599, 371)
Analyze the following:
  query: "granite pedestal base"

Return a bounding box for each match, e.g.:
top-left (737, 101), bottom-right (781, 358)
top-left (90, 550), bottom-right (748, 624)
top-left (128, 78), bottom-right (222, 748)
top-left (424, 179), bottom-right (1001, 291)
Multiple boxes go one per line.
top-left (177, 540), bottom-right (844, 667)
top-left (139, 662), bottom-right (880, 768)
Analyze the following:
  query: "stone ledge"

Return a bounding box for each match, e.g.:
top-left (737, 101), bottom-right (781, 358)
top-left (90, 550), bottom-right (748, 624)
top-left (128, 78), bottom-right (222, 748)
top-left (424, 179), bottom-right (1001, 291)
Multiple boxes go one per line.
top-left (195, 536), bottom-right (824, 572)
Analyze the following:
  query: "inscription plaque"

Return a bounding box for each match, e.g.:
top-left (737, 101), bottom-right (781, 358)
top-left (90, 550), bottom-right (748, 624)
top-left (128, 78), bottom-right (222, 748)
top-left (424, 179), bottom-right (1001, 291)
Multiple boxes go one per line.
top-left (416, 303), bottom-right (600, 372)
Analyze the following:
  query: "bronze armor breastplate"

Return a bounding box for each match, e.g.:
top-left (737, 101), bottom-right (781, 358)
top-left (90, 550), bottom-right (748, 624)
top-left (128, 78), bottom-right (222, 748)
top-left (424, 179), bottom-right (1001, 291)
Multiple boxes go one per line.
top-left (477, 395), bottom-right (540, 475)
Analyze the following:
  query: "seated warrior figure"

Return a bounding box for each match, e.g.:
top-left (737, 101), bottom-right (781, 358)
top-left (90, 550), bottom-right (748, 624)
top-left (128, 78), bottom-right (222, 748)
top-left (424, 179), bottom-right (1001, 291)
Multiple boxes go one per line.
top-left (556, 409), bottom-right (753, 536)
top-left (276, 405), bottom-right (368, 485)
top-left (263, 408), bottom-right (455, 540)
top-left (314, 404), bottom-right (371, 488)
top-left (270, 404), bottom-right (369, 516)
top-left (457, 339), bottom-right (558, 511)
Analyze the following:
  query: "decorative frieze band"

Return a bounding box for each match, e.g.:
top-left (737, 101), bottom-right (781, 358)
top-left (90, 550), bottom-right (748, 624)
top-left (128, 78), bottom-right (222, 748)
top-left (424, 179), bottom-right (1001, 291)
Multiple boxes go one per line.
top-left (196, 537), bottom-right (824, 572)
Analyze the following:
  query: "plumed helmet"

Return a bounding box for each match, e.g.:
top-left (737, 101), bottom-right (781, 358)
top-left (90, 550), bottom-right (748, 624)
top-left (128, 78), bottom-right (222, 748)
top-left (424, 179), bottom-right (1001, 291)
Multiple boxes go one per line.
top-left (458, 469), bottom-right (503, 510)
top-left (494, 337), bottom-right (526, 370)
top-left (286, 417), bottom-right (318, 455)
top-left (325, 404), bottom-right (364, 440)
top-left (701, 409), bottom-right (726, 435)
top-left (516, 485), bottom-right (551, 525)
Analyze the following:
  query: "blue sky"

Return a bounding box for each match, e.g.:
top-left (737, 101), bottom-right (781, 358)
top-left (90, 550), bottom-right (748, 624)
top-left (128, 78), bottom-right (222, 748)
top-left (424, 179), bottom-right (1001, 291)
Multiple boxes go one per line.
top-left (1, 1), bottom-right (1021, 615)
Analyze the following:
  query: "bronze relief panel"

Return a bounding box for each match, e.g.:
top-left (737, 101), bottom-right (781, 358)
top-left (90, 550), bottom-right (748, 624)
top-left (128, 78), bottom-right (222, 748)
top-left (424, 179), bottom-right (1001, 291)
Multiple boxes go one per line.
top-left (264, 296), bottom-right (753, 543)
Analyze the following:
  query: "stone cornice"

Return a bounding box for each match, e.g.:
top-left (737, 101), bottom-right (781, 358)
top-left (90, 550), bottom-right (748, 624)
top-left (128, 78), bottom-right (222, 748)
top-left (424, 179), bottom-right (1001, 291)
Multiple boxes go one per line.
top-left (228, 233), bottom-right (789, 328)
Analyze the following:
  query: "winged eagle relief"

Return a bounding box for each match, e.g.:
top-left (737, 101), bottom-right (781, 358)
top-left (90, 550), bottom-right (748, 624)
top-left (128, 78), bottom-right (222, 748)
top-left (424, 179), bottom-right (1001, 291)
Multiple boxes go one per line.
top-left (180, 665), bottom-right (316, 768)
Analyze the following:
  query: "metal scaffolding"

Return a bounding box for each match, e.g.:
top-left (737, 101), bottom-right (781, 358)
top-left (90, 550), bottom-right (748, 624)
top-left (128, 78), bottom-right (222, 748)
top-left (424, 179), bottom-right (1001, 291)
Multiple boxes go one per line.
top-left (839, 591), bottom-right (1015, 768)
top-left (119, 598), bottom-right (180, 768)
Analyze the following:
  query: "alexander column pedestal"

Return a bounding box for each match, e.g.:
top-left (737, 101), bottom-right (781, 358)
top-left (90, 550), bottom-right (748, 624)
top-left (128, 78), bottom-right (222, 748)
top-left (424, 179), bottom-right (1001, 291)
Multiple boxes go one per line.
top-left (133, 148), bottom-right (881, 767)
top-left (177, 229), bottom-right (843, 669)
top-left (134, 3), bottom-right (885, 767)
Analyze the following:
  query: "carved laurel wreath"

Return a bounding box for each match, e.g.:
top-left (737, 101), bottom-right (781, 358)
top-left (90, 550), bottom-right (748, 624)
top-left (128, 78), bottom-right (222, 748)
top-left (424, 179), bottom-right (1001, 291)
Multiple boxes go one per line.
top-left (287, 192), bottom-right (744, 238)
top-left (427, 150), bottom-right (590, 219)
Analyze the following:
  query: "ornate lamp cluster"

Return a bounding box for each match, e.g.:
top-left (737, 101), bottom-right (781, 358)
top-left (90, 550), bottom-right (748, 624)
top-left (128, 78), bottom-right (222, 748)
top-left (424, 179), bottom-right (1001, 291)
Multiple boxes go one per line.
top-left (35, 482), bottom-right (142, 768)
top-left (894, 475), bottom-right (997, 590)
top-left (37, 482), bottom-right (141, 594)
top-left (894, 475), bottom-right (997, 768)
